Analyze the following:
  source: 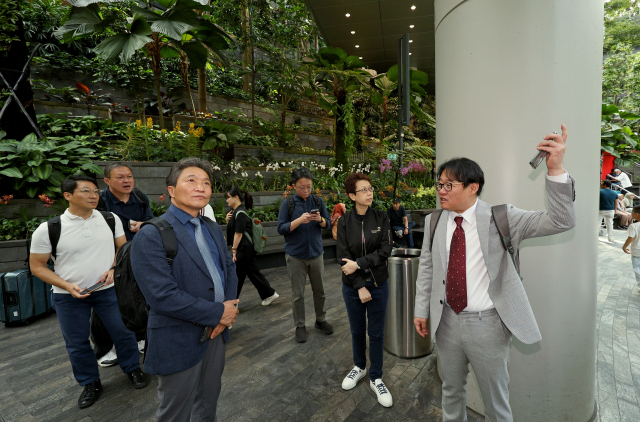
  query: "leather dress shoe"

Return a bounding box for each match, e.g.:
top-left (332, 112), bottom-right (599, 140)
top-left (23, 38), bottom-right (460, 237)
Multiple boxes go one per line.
top-left (315, 320), bottom-right (334, 334)
top-left (78, 379), bottom-right (102, 409)
top-left (295, 327), bottom-right (307, 343)
top-left (127, 368), bottom-right (149, 389)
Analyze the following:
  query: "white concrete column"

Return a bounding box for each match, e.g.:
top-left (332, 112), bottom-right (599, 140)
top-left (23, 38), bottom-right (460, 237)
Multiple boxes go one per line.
top-left (434, 0), bottom-right (602, 420)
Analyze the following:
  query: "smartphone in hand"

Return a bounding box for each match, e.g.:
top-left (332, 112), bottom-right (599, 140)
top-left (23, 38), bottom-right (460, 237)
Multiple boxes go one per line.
top-left (80, 282), bottom-right (106, 295)
top-left (310, 209), bottom-right (319, 215)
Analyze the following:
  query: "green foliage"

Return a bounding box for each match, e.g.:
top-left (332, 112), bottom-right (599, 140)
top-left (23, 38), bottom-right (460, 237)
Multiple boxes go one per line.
top-left (0, 217), bottom-right (48, 241)
top-left (201, 120), bottom-right (244, 151)
top-left (601, 102), bottom-right (640, 167)
top-left (0, 0), bottom-right (20, 55)
top-left (0, 131), bottom-right (105, 198)
top-left (604, 1), bottom-right (640, 52)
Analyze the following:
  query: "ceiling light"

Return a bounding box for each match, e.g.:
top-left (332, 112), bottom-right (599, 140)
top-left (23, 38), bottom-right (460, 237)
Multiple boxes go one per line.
top-left (359, 57), bottom-right (363, 59)
top-left (345, 13), bottom-right (350, 17)
top-left (351, 31), bottom-right (355, 34)
top-left (409, 53), bottom-right (412, 55)
top-left (409, 25), bottom-right (414, 28)
top-left (411, 5), bottom-right (416, 10)
top-left (355, 45), bottom-right (359, 48)
top-left (409, 40), bottom-right (413, 43)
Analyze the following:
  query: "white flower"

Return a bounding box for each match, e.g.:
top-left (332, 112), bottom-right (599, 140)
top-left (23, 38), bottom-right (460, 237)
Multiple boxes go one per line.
top-left (281, 162), bottom-right (286, 166)
top-left (256, 171), bottom-right (263, 178)
top-left (212, 166), bottom-right (221, 171)
top-left (241, 171), bottom-right (248, 178)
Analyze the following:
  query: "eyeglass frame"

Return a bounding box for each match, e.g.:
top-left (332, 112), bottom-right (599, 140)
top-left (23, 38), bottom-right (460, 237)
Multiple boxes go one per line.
top-left (434, 182), bottom-right (465, 192)
top-left (354, 186), bottom-right (375, 194)
top-left (73, 188), bottom-right (101, 195)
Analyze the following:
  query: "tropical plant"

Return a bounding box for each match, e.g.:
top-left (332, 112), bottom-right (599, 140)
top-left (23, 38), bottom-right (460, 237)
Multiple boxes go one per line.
top-left (0, 131), bottom-right (104, 198)
top-left (200, 120), bottom-right (243, 152)
top-left (55, 0), bottom-right (230, 130)
top-left (371, 74), bottom-right (397, 142)
top-left (310, 46), bottom-right (369, 169)
top-left (601, 103), bottom-right (640, 168)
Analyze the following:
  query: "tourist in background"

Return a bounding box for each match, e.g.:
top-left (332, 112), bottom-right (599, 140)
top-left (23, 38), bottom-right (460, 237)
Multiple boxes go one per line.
top-left (225, 187), bottom-right (279, 305)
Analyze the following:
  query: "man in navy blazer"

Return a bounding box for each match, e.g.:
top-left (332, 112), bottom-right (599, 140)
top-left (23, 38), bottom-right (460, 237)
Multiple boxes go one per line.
top-left (131, 157), bottom-right (239, 422)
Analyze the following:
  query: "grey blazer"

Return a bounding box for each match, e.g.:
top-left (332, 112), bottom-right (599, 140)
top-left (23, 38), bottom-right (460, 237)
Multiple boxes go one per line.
top-left (414, 176), bottom-right (576, 345)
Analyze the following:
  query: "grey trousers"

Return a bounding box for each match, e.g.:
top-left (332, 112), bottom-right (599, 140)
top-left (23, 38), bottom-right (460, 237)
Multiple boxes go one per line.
top-left (156, 335), bottom-right (226, 422)
top-left (436, 306), bottom-right (513, 422)
top-left (285, 253), bottom-right (326, 327)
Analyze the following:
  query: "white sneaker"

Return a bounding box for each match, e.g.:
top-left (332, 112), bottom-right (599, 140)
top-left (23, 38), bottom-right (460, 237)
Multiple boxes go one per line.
top-left (261, 292), bottom-right (280, 306)
top-left (97, 350), bottom-right (118, 367)
top-left (394, 230), bottom-right (403, 238)
top-left (342, 366), bottom-right (367, 390)
top-left (370, 379), bottom-right (393, 407)
top-left (137, 340), bottom-right (145, 354)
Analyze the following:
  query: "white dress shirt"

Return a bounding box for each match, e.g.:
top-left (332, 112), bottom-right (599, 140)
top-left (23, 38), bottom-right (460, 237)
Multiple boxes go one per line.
top-left (444, 172), bottom-right (569, 312)
top-left (617, 172), bottom-right (632, 189)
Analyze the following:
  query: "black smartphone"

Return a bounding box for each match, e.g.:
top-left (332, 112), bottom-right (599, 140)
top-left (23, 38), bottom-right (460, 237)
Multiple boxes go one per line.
top-left (310, 209), bottom-right (319, 214)
top-left (80, 282), bottom-right (106, 295)
top-left (199, 326), bottom-right (213, 343)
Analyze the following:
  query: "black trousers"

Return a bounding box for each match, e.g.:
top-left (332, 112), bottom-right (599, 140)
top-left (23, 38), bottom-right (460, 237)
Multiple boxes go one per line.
top-left (91, 310), bottom-right (145, 359)
top-left (236, 253), bottom-right (275, 300)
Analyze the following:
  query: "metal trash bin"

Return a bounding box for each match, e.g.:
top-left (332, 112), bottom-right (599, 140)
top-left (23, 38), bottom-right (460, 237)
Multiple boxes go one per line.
top-left (384, 248), bottom-right (433, 358)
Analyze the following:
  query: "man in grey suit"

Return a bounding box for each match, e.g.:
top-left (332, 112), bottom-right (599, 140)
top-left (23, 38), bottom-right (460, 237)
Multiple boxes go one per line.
top-left (131, 157), bottom-right (239, 421)
top-left (414, 125), bottom-right (576, 421)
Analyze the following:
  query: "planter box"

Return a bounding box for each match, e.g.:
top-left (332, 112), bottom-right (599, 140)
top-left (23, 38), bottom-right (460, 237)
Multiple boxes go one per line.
top-left (0, 199), bottom-right (59, 219)
top-left (33, 100), bottom-right (112, 120)
top-left (0, 239), bottom-right (29, 273)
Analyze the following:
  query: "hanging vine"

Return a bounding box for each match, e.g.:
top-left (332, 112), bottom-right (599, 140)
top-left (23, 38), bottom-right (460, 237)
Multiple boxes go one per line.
top-left (339, 91), bottom-right (356, 156)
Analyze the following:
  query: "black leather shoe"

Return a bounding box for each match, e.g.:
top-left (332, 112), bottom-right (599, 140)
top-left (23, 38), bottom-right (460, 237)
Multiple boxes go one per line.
top-left (315, 320), bottom-right (334, 334)
top-left (295, 327), bottom-right (307, 343)
top-left (127, 368), bottom-right (148, 389)
top-left (78, 379), bottom-right (102, 409)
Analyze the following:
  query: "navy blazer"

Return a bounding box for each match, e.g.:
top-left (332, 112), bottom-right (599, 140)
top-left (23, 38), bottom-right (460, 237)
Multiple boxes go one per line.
top-left (131, 209), bottom-right (238, 376)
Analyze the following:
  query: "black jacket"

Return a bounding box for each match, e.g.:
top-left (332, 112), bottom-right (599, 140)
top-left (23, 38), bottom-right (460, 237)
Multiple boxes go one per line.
top-left (337, 207), bottom-right (392, 290)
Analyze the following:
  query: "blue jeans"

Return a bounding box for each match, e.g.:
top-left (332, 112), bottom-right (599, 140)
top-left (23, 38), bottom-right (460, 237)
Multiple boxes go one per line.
top-left (393, 221), bottom-right (416, 248)
top-left (342, 280), bottom-right (389, 381)
top-left (52, 288), bottom-right (140, 385)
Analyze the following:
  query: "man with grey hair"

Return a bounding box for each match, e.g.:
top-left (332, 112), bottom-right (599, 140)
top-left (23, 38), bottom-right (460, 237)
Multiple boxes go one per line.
top-left (92, 162), bottom-right (154, 367)
top-left (277, 167), bottom-right (333, 343)
top-left (131, 157), bottom-right (239, 421)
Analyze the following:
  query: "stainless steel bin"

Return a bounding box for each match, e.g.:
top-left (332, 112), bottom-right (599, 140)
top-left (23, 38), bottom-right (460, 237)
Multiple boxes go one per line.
top-left (384, 248), bottom-right (433, 358)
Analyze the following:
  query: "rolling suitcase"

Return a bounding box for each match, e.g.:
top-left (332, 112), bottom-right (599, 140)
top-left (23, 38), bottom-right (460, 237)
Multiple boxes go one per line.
top-left (0, 241), bottom-right (54, 327)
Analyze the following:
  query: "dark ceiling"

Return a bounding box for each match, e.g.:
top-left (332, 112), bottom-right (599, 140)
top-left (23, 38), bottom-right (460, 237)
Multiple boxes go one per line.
top-left (303, 0), bottom-right (435, 93)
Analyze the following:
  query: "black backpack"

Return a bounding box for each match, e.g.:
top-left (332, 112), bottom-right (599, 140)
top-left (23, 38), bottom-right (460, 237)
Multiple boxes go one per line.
top-left (428, 204), bottom-right (521, 278)
top-left (287, 193), bottom-right (321, 220)
top-left (113, 218), bottom-right (177, 334)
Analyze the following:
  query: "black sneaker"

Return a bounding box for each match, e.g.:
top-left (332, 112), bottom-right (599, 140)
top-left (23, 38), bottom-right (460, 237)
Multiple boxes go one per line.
top-left (295, 327), bottom-right (307, 343)
top-left (78, 379), bottom-right (102, 409)
top-left (127, 368), bottom-right (148, 389)
top-left (315, 320), bottom-right (334, 334)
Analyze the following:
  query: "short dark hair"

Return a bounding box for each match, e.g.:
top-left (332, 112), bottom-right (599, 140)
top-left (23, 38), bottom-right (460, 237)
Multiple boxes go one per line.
top-left (437, 157), bottom-right (485, 195)
top-left (166, 157), bottom-right (213, 187)
top-left (601, 180), bottom-right (612, 188)
top-left (225, 186), bottom-right (254, 209)
top-left (633, 205), bottom-right (640, 214)
top-left (345, 173), bottom-right (371, 196)
top-left (393, 198), bottom-right (402, 204)
top-left (103, 162), bottom-right (133, 178)
top-left (61, 175), bottom-right (98, 195)
top-left (291, 167), bottom-right (313, 185)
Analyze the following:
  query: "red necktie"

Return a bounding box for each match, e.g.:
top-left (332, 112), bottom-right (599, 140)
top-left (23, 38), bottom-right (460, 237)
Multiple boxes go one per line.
top-left (446, 216), bottom-right (467, 314)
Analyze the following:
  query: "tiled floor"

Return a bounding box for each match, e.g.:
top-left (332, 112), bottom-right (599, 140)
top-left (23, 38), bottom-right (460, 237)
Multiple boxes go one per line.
top-left (596, 228), bottom-right (640, 422)
top-left (1, 231), bottom-right (637, 421)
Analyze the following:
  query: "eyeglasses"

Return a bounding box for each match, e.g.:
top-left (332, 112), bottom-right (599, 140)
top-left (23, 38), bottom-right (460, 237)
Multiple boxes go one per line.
top-left (434, 182), bottom-right (464, 192)
top-left (355, 186), bottom-right (375, 194)
top-left (296, 185), bottom-right (313, 191)
top-left (74, 189), bottom-right (100, 195)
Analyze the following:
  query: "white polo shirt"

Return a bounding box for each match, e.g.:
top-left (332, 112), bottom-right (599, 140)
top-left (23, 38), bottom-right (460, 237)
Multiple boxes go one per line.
top-left (31, 209), bottom-right (125, 294)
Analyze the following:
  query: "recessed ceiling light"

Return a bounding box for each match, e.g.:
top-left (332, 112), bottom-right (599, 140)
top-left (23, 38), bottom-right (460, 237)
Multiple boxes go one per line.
top-left (359, 57), bottom-right (362, 59)
top-left (351, 31), bottom-right (355, 34)
top-left (409, 53), bottom-right (412, 55)
top-left (355, 45), bottom-right (359, 48)
top-left (409, 25), bottom-right (414, 28)
top-left (411, 5), bottom-right (416, 10)
top-left (345, 13), bottom-right (350, 17)
top-left (409, 40), bottom-right (413, 43)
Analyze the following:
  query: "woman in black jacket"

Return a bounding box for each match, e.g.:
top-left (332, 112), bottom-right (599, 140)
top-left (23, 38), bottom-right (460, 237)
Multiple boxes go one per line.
top-left (336, 173), bottom-right (393, 408)
top-left (225, 187), bottom-right (279, 305)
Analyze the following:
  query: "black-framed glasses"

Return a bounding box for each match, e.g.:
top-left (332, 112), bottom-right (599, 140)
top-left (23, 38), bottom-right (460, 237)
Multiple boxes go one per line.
top-left (74, 189), bottom-right (100, 195)
top-left (434, 182), bottom-right (464, 192)
top-left (355, 186), bottom-right (375, 194)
